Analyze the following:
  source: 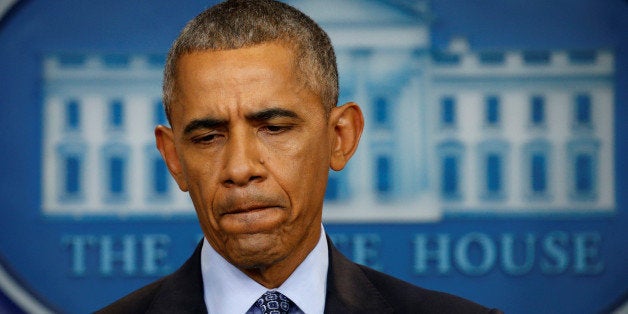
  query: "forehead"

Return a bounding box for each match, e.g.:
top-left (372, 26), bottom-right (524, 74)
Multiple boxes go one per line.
top-left (179, 42), bottom-right (296, 83)
top-left (170, 43), bottom-right (322, 124)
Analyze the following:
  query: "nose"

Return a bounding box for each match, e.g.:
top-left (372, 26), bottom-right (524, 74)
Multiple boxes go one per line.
top-left (220, 130), bottom-right (265, 187)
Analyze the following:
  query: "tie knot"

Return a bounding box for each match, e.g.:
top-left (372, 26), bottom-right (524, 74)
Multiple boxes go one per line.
top-left (253, 291), bottom-right (295, 314)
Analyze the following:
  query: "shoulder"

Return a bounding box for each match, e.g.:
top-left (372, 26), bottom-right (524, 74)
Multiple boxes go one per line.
top-left (326, 236), bottom-right (500, 313)
top-left (357, 264), bottom-right (501, 314)
top-left (94, 277), bottom-right (167, 314)
top-left (94, 241), bottom-right (206, 313)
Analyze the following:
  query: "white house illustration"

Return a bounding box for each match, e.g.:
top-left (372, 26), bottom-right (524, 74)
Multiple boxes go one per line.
top-left (427, 39), bottom-right (614, 214)
top-left (41, 0), bottom-right (615, 220)
top-left (41, 54), bottom-right (193, 216)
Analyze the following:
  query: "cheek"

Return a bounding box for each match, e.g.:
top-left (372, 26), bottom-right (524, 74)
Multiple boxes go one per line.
top-left (181, 145), bottom-right (223, 179)
top-left (270, 136), bottom-right (330, 204)
top-left (186, 165), bottom-right (226, 241)
top-left (180, 152), bottom-right (221, 211)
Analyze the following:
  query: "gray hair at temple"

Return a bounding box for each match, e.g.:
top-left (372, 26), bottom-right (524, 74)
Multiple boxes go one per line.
top-left (162, 0), bottom-right (339, 124)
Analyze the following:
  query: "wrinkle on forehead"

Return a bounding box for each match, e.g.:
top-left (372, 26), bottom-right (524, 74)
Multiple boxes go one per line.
top-left (170, 44), bottom-right (324, 131)
top-left (169, 42), bottom-right (325, 126)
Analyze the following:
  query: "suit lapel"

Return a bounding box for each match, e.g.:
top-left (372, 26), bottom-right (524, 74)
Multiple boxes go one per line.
top-left (147, 241), bottom-right (207, 313)
top-left (324, 237), bottom-right (393, 314)
top-left (144, 237), bottom-right (393, 313)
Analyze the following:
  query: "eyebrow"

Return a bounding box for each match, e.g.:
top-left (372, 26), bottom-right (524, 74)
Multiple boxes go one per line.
top-left (245, 108), bottom-right (301, 122)
top-left (182, 108), bottom-right (302, 135)
top-left (183, 118), bottom-right (227, 135)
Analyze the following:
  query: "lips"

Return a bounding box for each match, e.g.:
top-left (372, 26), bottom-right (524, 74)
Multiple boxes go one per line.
top-left (213, 193), bottom-right (289, 234)
top-left (218, 193), bottom-right (286, 216)
top-left (223, 204), bottom-right (279, 215)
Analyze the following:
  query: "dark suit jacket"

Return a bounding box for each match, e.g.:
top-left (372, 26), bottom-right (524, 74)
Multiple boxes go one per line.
top-left (96, 237), bottom-right (501, 313)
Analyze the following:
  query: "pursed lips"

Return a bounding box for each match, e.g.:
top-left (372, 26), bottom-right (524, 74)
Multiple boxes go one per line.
top-left (219, 197), bottom-right (285, 216)
top-left (223, 204), bottom-right (279, 215)
top-left (218, 193), bottom-right (286, 216)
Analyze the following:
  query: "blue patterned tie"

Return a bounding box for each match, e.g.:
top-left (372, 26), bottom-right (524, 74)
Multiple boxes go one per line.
top-left (247, 290), bottom-right (302, 314)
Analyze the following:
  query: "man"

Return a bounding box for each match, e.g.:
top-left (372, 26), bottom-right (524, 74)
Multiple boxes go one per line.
top-left (98, 0), bottom-right (501, 313)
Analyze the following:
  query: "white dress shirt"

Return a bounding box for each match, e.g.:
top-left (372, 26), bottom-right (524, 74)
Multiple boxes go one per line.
top-left (201, 228), bottom-right (329, 314)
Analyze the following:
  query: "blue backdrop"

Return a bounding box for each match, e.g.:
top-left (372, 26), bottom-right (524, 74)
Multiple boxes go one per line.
top-left (0, 1), bottom-right (626, 313)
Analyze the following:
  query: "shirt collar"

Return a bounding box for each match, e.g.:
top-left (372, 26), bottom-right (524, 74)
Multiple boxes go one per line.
top-left (201, 227), bottom-right (329, 314)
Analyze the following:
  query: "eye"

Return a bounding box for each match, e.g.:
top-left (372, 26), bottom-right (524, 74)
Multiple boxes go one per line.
top-left (191, 133), bottom-right (222, 144)
top-left (261, 125), bottom-right (292, 134)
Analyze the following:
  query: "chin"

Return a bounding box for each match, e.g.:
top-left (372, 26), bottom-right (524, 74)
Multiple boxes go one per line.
top-left (227, 233), bottom-right (287, 268)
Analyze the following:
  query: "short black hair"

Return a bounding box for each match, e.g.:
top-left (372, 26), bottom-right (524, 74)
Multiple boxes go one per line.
top-left (163, 0), bottom-right (338, 123)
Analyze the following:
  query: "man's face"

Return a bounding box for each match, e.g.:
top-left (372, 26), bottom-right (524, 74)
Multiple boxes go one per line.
top-left (158, 43), bottom-right (333, 273)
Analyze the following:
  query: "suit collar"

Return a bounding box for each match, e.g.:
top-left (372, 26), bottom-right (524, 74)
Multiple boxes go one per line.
top-left (202, 232), bottom-right (329, 314)
top-left (145, 237), bottom-right (394, 313)
top-left (148, 241), bottom-right (207, 313)
top-left (324, 236), bottom-right (394, 313)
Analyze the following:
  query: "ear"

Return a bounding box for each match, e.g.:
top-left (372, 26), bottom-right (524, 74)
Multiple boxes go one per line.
top-left (329, 102), bottom-right (364, 171)
top-left (155, 125), bottom-right (189, 192)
